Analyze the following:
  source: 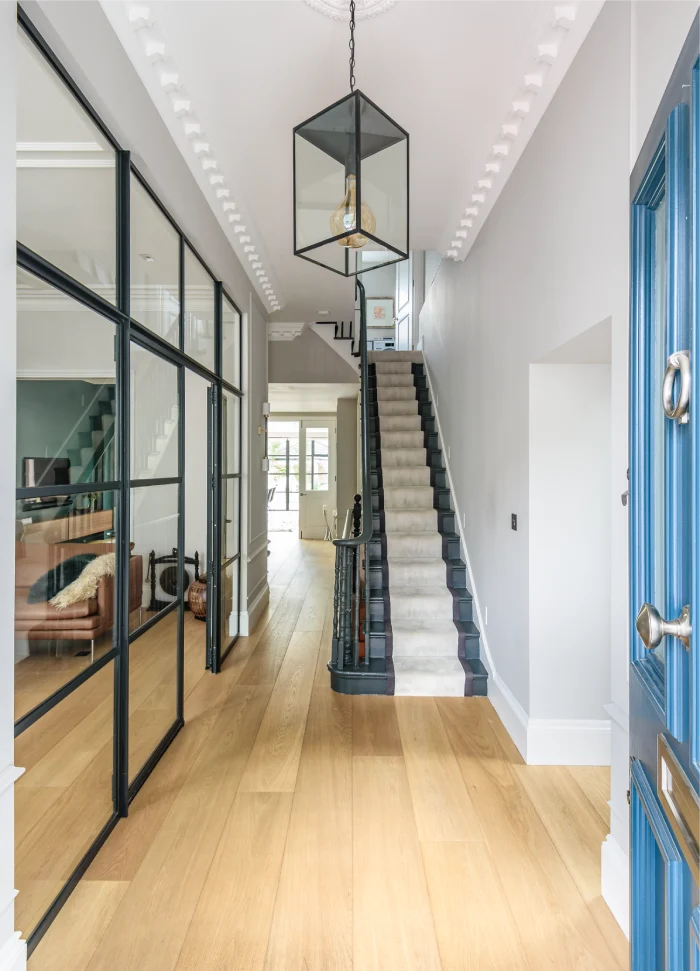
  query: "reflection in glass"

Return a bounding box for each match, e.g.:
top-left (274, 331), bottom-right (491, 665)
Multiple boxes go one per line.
top-left (128, 608), bottom-right (178, 783)
top-left (14, 492), bottom-right (122, 720)
top-left (17, 268), bottom-right (117, 488)
top-left (131, 344), bottom-right (179, 481)
top-left (130, 483), bottom-right (179, 629)
top-left (17, 27), bottom-right (117, 301)
top-left (15, 659), bottom-right (115, 937)
top-left (222, 391), bottom-right (241, 475)
top-left (184, 247), bottom-right (215, 370)
top-left (223, 477), bottom-right (240, 561)
top-left (130, 177), bottom-right (180, 344)
top-left (222, 296), bottom-right (241, 389)
top-left (305, 428), bottom-right (330, 491)
top-left (651, 194), bottom-right (667, 664)
top-left (220, 557), bottom-right (239, 651)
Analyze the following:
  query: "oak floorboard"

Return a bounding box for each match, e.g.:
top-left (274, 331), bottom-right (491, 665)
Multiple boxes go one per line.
top-left (352, 695), bottom-right (403, 757)
top-left (238, 630), bottom-right (321, 793)
top-left (174, 792), bottom-right (293, 971)
top-left (515, 764), bottom-right (628, 970)
top-left (437, 699), bottom-right (622, 971)
top-left (29, 880), bottom-right (129, 971)
top-left (353, 756), bottom-right (443, 971)
top-left (236, 596), bottom-right (305, 686)
top-left (263, 689), bottom-right (353, 971)
top-left (83, 685), bottom-right (271, 971)
top-left (422, 841), bottom-right (530, 971)
top-left (396, 697), bottom-right (483, 842)
top-left (567, 766), bottom-right (611, 828)
top-left (313, 596), bottom-right (335, 688)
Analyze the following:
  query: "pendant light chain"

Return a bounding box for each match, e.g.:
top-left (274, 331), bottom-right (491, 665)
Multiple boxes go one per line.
top-left (349, 0), bottom-right (356, 92)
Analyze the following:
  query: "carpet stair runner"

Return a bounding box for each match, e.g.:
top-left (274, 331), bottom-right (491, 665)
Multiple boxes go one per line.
top-left (367, 350), bottom-right (487, 697)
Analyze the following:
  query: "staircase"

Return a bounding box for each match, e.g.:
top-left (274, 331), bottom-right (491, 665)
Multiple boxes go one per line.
top-left (67, 384), bottom-right (116, 483)
top-left (367, 351), bottom-right (487, 697)
top-left (312, 318), bottom-right (362, 371)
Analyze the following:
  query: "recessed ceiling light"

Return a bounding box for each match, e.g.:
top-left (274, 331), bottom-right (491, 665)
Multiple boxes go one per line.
top-left (318, 310), bottom-right (329, 315)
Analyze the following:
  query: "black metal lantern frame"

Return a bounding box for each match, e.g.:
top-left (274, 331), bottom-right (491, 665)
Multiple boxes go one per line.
top-left (293, 89), bottom-right (409, 278)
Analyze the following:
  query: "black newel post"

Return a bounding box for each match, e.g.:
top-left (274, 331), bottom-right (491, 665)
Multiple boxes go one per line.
top-left (352, 494), bottom-right (362, 538)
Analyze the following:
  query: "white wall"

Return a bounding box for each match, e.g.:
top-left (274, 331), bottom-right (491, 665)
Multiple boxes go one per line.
top-left (420, 0), bottom-right (631, 928)
top-left (529, 362), bottom-right (611, 738)
top-left (1, 7), bottom-right (26, 971)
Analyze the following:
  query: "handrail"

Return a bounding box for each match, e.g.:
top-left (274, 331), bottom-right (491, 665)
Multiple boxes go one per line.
top-left (330, 277), bottom-right (372, 674)
top-left (334, 277), bottom-right (371, 548)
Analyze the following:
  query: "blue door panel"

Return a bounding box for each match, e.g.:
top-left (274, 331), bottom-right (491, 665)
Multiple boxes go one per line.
top-left (631, 760), bottom-right (690, 971)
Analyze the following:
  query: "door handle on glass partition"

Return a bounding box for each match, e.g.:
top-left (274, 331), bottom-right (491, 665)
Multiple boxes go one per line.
top-left (662, 350), bottom-right (690, 423)
top-left (636, 603), bottom-right (691, 651)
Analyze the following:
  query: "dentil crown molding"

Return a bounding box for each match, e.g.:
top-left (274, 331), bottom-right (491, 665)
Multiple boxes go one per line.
top-left (304, 0), bottom-right (397, 21)
top-left (268, 322), bottom-right (306, 341)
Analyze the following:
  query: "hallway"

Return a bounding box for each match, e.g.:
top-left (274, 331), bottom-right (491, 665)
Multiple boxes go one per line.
top-left (27, 534), bottom-right (628, 971)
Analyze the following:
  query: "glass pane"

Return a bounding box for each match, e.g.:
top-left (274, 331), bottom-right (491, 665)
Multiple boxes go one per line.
top-left (222, 296), bottom-right (241, 389)
top-left (15, 659), bottom-right (114, 937)
top-left (129, 609), bottom-right (178, 783)
top-left (222, 477), bottom-right (240, 562)
top-left (131, 177), bottom-right (180, 345)
top-left (220, 557), bottom-right (239, 650)
top-left (15, 492), bottom-right (117, 721)
top-left (222, 392), bottom-right (241, 475)
top-left (17, 27), bottom-right (117, 302)
top-left (129, 483), bottom-right (179, 781)
top-left (184, 247), bottom-right (216, 370)
top-left (130, 483), bottom-right (179, 630)
top-left (294, 117), bottom-right (350, 254)
top-left (268, 422), bottom-right (300, 514)
top-left (651, 194), bottom-right (667, 664)
top-left (359, 94), bottom-right (408, 256)
top-left (131, 344), bottom-right (179, 481)
top-left (305, 428), bottom-right (330, 492)
top-left (17, 268), bottom-right (117, 488)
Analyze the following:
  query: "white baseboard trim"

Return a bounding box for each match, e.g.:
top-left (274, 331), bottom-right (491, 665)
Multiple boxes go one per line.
top-left (488, 673), bottom-right (529, 760)
top-left (601, 834), bottom-right (630, 938)
top-left (240, 581), bottom-right (269, 637)
top-left (0, 935), bottom-right (26, 971)
top-left (526, 717), bottom-right (611, 765)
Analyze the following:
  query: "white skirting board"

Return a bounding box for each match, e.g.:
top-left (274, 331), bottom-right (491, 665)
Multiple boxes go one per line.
top-left (0, 936), bottom-right (25, 971)
top-left (239, 581), bottom-right (269, 637)
top-left (489, 677), bottom-right (611, 765)
top-left (601, 834), bottom-right (630, 938)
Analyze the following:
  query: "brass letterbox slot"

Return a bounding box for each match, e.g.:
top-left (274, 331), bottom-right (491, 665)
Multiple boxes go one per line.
top-left (657, 734), bottom-right (699, 883)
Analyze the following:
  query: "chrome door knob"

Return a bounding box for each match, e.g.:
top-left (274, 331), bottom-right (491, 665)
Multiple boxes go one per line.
top-left (636, 603), bottom-right (691, 650)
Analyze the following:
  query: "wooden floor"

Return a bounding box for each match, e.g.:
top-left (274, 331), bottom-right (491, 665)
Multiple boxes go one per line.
top-left (27, 534), bottom-right (629, 971)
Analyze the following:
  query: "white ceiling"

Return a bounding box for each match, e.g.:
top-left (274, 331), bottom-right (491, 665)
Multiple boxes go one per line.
top-left (269, 382), bottom-right (359, 413)
top-left (106, 1), bottom-right (601, 321)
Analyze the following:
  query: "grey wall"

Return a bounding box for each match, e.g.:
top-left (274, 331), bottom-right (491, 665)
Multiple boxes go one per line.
top-left (269, 329), bottom-right (359, 384)
top-left (336, 396), bottom-right (358, 525)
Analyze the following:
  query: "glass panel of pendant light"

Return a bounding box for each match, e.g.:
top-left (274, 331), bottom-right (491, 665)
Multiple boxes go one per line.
top-left (293, 91), bottom-right (408, 277)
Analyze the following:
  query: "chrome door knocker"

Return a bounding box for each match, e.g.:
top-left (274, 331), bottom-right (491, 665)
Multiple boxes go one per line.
top-left (662, 349), bottom-right (690, 423)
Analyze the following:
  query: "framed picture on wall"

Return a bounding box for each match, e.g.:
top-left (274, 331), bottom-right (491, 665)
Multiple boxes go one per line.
top-left (366, 297), bottom-right (394, 328)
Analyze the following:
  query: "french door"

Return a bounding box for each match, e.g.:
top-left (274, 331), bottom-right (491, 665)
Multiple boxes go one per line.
top-left (299, 420), bottom-right (336, 540)
top-left (629, 32), bottom-right (699, 971)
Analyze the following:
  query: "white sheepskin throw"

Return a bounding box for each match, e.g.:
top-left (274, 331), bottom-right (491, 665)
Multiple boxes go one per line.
top-left (50, 553), bottom-right (116, 609)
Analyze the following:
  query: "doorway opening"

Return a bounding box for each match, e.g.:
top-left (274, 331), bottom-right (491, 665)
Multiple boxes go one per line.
top-left (268, 420), bottom-right (300, 533)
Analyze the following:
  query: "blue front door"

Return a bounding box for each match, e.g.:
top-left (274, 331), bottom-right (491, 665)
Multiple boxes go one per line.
top-left (629, 35), bottom-right (700, 971)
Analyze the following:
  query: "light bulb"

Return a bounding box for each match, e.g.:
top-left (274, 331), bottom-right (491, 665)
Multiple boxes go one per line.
top-left (329, 174), bottom-right (376, 248)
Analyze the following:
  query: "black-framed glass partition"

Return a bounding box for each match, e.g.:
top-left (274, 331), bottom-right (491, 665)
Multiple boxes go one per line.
top-left (14, 10), bottom-right (243, 954)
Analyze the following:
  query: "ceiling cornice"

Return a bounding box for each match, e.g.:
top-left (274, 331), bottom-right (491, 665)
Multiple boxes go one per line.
top-left (100, 1), bottom-right (284, 314)
top-left (443, 1), bottom-right (604, 263)
top-left (268, 322), bottom-right (306, 342)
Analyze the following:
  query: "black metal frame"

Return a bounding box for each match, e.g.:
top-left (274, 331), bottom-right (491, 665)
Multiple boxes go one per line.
top-left (293, 89), bottom-right (410, 278)
top-left (15, 7), bottom-right (244, 954)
